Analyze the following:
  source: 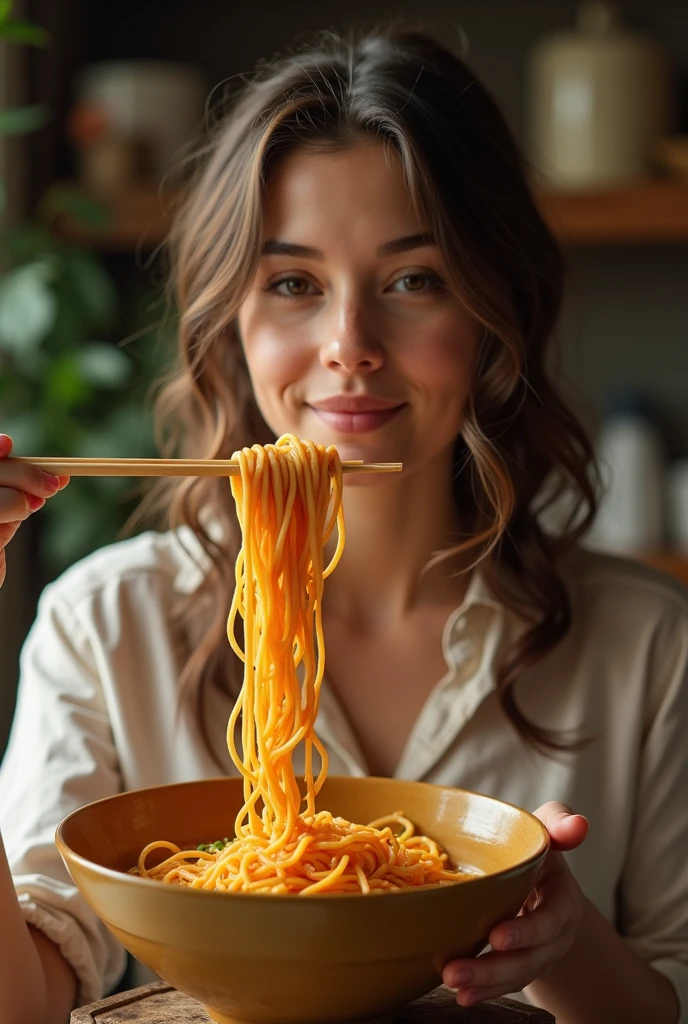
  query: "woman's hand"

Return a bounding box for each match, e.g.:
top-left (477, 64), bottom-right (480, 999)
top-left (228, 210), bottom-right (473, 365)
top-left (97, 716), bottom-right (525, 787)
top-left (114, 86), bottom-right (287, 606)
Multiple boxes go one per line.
top-left (0, 434), bottom-right (69, 588)
top-left (441, 801), bottom-right (589, 1007)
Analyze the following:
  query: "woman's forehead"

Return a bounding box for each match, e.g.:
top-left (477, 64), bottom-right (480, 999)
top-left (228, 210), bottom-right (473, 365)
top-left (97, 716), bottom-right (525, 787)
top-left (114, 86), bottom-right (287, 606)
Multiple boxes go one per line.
top-left (261, 140), bottom-right (423, 245)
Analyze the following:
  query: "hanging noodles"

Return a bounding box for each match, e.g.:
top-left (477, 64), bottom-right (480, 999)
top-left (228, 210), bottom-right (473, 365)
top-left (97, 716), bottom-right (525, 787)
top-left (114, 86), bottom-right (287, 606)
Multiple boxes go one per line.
top-left (134, 434), bottom-right (463, 894)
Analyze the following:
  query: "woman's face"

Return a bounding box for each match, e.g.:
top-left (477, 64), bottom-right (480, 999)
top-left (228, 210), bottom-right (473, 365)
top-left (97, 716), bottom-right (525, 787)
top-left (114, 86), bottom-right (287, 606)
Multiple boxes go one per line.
top-left (237, 140), bottom-right (480, 477)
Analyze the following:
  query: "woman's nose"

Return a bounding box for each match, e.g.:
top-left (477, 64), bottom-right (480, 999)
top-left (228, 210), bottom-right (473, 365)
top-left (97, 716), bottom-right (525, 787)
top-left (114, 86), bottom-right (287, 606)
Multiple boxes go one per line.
top-left (319, 304), bottom-right (384, 375)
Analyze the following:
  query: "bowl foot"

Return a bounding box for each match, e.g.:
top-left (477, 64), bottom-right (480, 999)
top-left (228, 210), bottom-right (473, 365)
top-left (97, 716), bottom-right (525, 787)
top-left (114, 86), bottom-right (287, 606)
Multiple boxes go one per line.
top-left (205, 1009), bottom-right (398, 1024)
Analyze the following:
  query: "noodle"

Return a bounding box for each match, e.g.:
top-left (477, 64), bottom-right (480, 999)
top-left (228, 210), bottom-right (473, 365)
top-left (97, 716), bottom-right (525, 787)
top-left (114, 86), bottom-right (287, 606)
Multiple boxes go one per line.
top-left (134, 435), bottom-right (463, 894)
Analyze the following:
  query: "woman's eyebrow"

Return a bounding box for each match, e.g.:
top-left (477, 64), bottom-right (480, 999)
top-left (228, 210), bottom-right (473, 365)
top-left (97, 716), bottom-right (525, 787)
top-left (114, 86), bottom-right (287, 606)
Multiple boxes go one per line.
top-left (260, 233), bottom-right (436, 260)
top-left (377, 233), bottom-right (435, 257)
top-left (262, 240), bottom-right (322, 259)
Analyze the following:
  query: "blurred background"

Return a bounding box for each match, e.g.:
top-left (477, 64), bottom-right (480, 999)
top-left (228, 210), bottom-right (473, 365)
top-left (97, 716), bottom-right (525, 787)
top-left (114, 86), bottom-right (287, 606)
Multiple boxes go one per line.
top-left (1, 0), bottom-right (688, 759)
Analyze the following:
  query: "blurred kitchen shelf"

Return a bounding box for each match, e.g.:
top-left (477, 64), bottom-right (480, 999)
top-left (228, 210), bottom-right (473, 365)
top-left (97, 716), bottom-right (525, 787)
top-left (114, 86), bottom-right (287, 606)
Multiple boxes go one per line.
top-left (535, 179), bottom-right (688, 244)
top-left (54, 183), bottom-right (181, 251)
top-left (54, 178), bottom-right (688, 250)
top-left (639, 551), bottom-right (688, 586)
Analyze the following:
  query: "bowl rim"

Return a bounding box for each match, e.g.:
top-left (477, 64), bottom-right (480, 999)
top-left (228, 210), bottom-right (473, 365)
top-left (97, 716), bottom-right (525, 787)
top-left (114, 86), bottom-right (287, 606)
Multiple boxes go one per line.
top-left (55, 775), bottom-right (550, 903)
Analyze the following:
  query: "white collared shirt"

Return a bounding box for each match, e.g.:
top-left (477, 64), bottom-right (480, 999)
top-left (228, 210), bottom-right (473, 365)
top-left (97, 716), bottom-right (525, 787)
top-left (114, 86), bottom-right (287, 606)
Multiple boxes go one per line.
top-left (1, 529), bottom-right (687, 1017)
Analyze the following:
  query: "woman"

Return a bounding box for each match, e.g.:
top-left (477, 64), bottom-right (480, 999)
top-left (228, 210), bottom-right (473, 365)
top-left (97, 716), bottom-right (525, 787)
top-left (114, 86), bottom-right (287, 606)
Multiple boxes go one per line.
top-left (1, 26), bottom-right (686, 1024)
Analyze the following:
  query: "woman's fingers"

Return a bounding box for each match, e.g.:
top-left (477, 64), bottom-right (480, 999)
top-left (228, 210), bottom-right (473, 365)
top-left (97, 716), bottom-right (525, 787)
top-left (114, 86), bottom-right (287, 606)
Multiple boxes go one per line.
top-left (489, 858), bottom-right (572, 951)
top-left (0, 435), bottom-right (70, 587)
top-left (443, 852), bottom-right (582, 1000)
top-left (489, 901), bottom-right (565, 954)
top-left (444, 932), bottom-right (572, 1003)
top-left (532, 801), bottom-right (589, 852)
top-left (0, 521), bottom-right (23, 547)
top-left (0, 458), bottom-right (63, 501)
top-left (0, 436), bottom-right (69, 529)
top-left (452, 977), bottom-right (543, 1008)
top-left (0, 487), bottom-right (33, 523)
top-left (0, 487), bottom-right (47, 523)
top-left (444, 933), bottom-right (565, 993)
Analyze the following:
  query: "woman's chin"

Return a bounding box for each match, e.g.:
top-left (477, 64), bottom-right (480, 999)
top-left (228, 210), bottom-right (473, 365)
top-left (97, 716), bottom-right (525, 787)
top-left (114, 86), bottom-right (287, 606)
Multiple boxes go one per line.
top-left (342, 471), bottom-right (397, 490)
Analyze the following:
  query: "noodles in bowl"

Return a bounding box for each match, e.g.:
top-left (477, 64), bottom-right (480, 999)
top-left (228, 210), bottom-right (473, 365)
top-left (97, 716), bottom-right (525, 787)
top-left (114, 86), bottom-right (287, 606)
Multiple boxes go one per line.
top-left (132, 435), bottom-right (468, 895)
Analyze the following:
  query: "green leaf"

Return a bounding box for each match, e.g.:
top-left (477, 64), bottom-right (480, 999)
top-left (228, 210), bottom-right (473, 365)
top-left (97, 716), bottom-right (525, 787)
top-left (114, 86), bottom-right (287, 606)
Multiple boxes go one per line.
top-left (47, 272), bottom-right (89, 354)
top-left (0, 223), bottom-right (54, 263)
top-left (39, 184), bottom-right (109, 229)
top-left (0, 104), bottom-right (48, 136)
top-left (0, 262), bottom-right (57, 353)
top-left (0, 1), bottom-right (13, 26)
top-left (45, 353), bottom-right (92, 407)
top-left (76, 342), bottom-right (131, 388)
top-left (0, 19), bottom-right (49, 47)
top-left (62, 250), bottom-right (117, 330)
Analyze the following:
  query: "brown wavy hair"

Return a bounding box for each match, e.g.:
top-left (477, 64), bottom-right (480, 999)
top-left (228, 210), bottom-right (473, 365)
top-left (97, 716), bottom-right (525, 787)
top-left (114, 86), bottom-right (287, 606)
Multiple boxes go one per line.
top-left (146, 25), bottom-right (598, 761)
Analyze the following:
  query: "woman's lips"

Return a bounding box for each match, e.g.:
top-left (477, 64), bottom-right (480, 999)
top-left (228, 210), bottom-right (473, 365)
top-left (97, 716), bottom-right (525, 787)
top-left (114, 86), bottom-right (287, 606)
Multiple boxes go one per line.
top-left (307, 397), bottom-right (407, 434)
top-left (310, 406), bottom-right (405, 433)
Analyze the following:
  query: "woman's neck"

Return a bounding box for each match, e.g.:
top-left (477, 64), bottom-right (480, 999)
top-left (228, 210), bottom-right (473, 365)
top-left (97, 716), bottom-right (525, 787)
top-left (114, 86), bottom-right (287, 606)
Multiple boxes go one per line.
top-left (325, 447), bottom-right (469, 625)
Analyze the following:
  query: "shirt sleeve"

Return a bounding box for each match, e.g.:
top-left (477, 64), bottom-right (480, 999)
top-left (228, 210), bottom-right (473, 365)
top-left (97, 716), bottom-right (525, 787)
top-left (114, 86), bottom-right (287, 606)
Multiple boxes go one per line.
top-left (0, 581), bottom-right (127, 1006)
top-left (618, 596), bottom-right (688, 1022)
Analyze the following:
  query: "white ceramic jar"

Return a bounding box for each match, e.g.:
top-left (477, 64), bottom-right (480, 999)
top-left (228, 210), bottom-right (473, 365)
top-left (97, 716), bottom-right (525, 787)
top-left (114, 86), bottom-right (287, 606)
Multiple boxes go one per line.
top-left (526, 1), bottom-right (671, 187)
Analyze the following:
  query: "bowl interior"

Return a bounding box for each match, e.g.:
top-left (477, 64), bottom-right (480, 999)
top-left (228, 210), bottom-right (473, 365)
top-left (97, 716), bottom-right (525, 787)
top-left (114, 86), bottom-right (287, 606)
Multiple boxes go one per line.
top-left (58, 775), bottom-right (547, 882)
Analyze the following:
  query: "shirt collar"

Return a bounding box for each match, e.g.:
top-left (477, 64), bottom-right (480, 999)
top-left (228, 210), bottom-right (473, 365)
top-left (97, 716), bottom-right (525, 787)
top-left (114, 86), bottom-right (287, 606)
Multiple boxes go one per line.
top-left (171, 524), bottom-right (221, 594)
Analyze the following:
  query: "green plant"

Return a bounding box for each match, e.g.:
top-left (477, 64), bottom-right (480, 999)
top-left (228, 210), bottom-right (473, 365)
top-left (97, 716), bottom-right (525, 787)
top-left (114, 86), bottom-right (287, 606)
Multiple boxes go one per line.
top-left (0, 3), bottom-right (171, 572)
top-left (0, 226), bottom-right (172, 569)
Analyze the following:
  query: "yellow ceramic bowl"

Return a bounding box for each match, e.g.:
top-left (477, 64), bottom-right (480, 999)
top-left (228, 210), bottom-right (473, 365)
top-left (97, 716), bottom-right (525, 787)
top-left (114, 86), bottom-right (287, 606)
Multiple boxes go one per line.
top-left (56, 776), bottom-right (548, 1024)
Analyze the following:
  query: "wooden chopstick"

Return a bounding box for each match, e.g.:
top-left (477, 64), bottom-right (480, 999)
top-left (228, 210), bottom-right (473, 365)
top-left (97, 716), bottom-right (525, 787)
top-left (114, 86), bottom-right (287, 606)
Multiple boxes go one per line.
top-left (12, 457), bottom-right (403, 478)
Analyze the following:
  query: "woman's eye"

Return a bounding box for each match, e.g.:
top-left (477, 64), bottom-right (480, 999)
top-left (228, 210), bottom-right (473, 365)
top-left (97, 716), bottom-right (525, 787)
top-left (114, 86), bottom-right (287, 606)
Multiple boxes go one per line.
top-left (389, 272), bottom-right (443, 294)
top-left (268, 276), bottom-right (317, 298)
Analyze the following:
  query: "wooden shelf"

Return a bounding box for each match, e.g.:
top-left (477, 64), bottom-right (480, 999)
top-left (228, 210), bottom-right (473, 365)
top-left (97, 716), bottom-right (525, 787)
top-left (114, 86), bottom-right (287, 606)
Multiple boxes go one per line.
top-left (54, 178), bottom-right (688, 250)
top-left (54, 183), bottom-right (180, 251)
top-left (535, 179), bottom-right (688, 245)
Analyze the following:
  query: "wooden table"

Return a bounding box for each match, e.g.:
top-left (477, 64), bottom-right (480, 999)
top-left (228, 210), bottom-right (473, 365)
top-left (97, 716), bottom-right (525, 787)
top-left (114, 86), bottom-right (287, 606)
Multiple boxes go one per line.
top-left (70, 981), bottom-right (555, 1022)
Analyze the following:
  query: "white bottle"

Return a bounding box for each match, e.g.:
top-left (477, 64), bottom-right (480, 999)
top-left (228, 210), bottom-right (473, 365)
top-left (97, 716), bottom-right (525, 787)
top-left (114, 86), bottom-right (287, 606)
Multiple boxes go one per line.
top-left (588, 393), bottom-right (664, 555)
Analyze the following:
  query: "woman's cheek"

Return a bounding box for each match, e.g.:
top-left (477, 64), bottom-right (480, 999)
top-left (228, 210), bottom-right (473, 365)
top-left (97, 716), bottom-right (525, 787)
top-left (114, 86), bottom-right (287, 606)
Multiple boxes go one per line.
top-left (406, 329), bottom-right (476, 396)
top-left (243, 328), bottom-right (314, 430)
top-left (245, 317), bottom-right (308, 378)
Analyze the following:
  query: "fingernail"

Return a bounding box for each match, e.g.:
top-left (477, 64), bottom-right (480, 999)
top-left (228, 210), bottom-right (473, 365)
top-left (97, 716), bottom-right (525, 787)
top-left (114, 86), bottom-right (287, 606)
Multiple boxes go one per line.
top-left (42, 472), bottom-right (60, 492)
top-left (0, 434), bottom-right (10, 455)
top-left (451, 968), bottom-right (474, 987)
top-left (501, 928), bottom-right (520, 950)
top-left (26, 494), bottom-right (45, 513)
